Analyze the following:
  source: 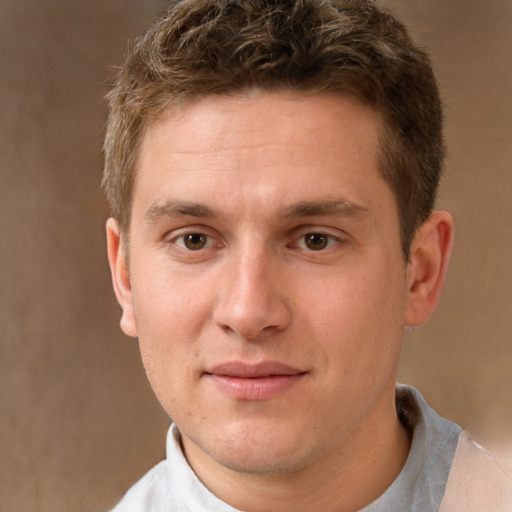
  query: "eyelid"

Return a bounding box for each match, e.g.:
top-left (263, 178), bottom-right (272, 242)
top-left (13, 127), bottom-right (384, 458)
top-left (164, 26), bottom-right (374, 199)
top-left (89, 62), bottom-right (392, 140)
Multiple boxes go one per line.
top-left (174, 233), bottom-right (213, 250)
top-left (294, 234), bottom-right (340, 251)
top-left (165, 225), bottom-right (224, 250)
top-left (287, 226), bottom-right (349, 251)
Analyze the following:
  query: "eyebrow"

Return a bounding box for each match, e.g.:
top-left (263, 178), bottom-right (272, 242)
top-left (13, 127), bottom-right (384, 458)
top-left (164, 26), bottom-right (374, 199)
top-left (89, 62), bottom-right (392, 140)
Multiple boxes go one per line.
top-left (144, 197), bottom-right (369, 224)
top-left (282, 199), bottom-right (369, 219)
top-left (144, 200), bottom-right (218, 223)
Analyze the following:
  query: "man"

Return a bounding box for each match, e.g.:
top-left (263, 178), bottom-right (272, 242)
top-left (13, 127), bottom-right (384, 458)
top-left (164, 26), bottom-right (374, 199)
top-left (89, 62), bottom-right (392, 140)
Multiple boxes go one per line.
top-left (103, 1), bottom-right (511, 510)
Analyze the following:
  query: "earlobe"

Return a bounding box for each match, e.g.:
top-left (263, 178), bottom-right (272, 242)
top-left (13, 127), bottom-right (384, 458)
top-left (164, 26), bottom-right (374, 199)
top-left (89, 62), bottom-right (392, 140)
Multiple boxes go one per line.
top-left (404, 211), bottom-right (454, 327)
top-left (106, 218), bottom-right (138, 337)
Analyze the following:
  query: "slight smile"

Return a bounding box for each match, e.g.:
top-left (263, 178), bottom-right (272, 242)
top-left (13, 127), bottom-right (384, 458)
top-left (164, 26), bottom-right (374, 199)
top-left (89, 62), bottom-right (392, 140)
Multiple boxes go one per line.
top-left (205, 362), bottom-right (307, 401)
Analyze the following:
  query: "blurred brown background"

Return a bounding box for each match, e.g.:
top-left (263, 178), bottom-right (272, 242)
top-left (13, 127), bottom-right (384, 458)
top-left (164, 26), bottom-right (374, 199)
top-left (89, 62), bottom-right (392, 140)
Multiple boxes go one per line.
top-left (0, 1), bottom-right (510, 511)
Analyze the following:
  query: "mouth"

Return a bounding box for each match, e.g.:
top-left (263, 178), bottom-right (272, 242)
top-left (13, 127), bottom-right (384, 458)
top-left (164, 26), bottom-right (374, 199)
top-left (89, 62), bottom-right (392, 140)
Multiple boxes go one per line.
top-left (204, 361), bottom-right (307, 401)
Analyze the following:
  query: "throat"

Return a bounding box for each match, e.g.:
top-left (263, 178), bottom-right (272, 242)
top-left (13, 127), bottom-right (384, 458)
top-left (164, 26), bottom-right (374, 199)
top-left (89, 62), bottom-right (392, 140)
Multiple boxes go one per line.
top-left (179, 414), bottom-right (411, 512)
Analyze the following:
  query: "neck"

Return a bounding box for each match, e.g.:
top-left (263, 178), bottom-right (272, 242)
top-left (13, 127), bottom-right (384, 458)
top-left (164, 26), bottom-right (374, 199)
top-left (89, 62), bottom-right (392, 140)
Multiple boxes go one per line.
top-left (182, 386), bottom-right (411, 512)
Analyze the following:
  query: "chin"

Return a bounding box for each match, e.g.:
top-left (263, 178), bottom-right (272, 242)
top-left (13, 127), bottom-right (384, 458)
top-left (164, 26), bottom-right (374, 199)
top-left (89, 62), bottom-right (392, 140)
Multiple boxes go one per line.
top-left (204, 424), bottom-right (317, 476)
top-left (212, 447), bottom-right (310, 476)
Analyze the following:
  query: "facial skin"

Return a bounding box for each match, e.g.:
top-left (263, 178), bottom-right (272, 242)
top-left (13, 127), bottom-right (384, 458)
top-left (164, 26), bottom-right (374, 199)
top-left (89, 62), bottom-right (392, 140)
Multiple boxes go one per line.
top-left (107, 91), bottom-right (453, 511)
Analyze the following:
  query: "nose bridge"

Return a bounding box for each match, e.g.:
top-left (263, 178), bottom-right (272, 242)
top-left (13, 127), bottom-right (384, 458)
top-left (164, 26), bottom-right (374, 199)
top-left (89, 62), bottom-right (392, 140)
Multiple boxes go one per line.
top-left (213, 239), bottom-right (290, 339)
top-left (236, 242), bottom-right (269, 299)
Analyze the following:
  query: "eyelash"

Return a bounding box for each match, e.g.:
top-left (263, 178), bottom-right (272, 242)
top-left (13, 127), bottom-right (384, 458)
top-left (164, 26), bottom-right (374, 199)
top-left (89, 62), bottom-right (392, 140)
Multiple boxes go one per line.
top-left (171, 231), bottom-right (222, 251)
top-left (169, 229), bottom-right (343, 253)
top-left (290, 232), bottom-right (341, 252)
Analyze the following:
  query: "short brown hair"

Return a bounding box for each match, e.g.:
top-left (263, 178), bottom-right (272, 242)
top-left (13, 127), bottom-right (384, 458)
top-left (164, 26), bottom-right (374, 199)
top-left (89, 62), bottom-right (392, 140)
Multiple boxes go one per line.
top-left (103, 0), bottom-right (445, 257)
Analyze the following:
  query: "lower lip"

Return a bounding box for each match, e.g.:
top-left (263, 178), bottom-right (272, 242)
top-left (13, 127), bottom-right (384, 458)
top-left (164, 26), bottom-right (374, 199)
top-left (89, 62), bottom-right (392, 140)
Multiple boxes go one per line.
top-left (207, 374), bottom-right (305, 401)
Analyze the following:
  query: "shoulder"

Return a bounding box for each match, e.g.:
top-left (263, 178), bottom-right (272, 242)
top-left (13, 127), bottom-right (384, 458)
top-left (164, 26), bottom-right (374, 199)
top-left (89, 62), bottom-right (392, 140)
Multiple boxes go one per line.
top-left (439, 431), bottom-right (512, 512)
top-left (108, 461), bottom-right (169, 512)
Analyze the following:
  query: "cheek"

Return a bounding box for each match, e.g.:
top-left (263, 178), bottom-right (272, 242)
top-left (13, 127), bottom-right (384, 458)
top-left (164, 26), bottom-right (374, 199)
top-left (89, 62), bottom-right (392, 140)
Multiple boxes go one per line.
top-left (132, 262), bottom-right (214, 337)
top-left (305, 260), bottom-right (407, 373)
top-left (131, 270), bottom-right (214, 409)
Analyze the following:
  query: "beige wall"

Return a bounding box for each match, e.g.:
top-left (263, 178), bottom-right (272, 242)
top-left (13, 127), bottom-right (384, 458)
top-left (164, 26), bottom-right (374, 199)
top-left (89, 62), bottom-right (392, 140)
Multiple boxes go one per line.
top-left (0, 1), bottom-right (510, 511)
top-left (386, 0), bottom-right (512, 454)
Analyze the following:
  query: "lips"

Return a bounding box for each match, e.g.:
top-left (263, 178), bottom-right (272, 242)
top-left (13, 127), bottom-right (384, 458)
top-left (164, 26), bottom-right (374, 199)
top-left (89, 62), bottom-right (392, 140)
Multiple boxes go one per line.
top-left (204, 362), bottom-right (306, 400)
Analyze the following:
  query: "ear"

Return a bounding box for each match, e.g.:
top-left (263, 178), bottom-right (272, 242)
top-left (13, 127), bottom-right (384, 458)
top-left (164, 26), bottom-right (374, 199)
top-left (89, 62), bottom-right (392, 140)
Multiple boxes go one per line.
top-left (106, 218), bottom-right (138, 337)
top-left (404, 211), bottom-right (454, 327)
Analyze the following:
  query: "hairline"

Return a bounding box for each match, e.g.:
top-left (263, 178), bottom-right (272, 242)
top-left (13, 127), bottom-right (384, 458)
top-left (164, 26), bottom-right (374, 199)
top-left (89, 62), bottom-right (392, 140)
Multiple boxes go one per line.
top-left (118, 87), bottom-right (413, 261)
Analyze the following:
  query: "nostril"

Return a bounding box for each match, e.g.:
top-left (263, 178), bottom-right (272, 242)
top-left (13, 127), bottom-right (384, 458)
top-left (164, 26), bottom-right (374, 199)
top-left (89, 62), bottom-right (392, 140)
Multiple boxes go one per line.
top-left (212, 260), bottom-right (292, 339)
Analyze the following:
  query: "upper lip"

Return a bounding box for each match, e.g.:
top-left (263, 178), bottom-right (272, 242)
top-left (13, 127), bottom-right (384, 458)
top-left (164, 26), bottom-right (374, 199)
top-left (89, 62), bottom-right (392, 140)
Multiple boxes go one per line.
top-left (205, 361), bottom-right (305, 378)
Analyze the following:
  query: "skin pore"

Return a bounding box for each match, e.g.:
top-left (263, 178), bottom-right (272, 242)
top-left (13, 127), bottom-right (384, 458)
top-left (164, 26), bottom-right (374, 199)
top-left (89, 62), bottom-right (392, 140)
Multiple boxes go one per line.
top-left (107, 90), bottom-right (453, 511)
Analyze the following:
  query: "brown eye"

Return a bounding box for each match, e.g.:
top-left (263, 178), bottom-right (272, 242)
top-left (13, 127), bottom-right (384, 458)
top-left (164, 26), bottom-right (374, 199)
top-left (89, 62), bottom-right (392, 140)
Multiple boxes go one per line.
top-left (304, 233), bottom-right (329, 250)
top-left (183, 233), bottom-right (208, 250)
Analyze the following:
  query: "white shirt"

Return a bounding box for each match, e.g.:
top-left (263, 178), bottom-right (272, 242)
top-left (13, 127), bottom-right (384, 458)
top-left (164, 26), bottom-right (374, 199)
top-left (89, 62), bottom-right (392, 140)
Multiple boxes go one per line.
top-left (110, 386), bottom-right (512, 511)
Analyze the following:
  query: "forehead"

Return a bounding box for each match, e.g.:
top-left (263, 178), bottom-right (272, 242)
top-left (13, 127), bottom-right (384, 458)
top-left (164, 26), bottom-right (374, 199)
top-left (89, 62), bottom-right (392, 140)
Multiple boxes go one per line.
top-left (133, 91), bottom-right (390, 222)
top-left (147, 90), bottom-right (382, 148)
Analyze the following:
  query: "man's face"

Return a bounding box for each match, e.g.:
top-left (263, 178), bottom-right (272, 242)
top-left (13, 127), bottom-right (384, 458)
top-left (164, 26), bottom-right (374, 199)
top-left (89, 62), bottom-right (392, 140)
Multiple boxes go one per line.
top-left (111, 91), bottom-right (414, 476)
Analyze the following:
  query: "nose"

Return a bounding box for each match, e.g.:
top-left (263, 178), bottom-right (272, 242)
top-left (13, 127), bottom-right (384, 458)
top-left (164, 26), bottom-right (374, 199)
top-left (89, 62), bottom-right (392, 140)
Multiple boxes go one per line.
top-left (212, 246), bottom-right (292, 341)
